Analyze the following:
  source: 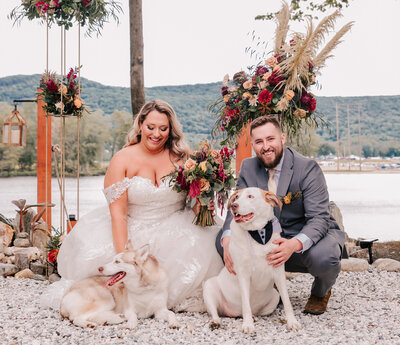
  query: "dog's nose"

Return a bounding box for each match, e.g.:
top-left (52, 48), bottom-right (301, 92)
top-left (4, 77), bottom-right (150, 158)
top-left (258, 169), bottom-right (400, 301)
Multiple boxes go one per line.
top-left (231, 203), bottom-right (238, 213)
top-left (98, 266), bottom-right (104, 272)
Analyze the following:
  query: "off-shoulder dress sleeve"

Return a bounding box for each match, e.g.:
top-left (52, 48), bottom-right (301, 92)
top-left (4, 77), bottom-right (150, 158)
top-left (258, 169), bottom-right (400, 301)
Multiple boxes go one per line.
top-left (103, 177), bottom-right (132, 205)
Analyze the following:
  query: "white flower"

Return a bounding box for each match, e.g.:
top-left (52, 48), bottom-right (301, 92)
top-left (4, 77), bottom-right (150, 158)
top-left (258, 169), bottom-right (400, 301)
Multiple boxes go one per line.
top-left (55, 102), bottom-right (64, 111)
top-left (249, 97), bottom-right (258, 106)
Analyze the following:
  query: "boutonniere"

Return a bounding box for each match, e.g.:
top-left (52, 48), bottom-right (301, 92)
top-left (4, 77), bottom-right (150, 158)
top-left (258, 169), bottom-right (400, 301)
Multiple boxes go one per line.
top-left (281, 190), bottom-right (302, 205)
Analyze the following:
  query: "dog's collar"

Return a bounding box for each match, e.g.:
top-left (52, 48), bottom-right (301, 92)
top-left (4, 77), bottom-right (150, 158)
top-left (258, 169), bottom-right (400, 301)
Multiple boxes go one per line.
top-left (248, 221), bottom-right (273, 245)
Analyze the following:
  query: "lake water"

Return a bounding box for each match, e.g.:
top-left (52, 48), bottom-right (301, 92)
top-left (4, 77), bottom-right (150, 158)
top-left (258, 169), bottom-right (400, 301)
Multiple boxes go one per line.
top-left (1, 173), bottom-right (399, 241)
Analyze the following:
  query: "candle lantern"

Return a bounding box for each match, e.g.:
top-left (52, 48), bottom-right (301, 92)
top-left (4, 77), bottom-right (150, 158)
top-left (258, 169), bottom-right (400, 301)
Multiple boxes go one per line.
top-left (2, 105), bottom-right (27, 146)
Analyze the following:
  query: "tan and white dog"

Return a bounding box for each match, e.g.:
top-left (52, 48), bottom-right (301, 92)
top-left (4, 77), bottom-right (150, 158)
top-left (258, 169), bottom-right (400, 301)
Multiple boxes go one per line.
top-left (60, 241), bottom-right (179, 329)
top-left (203, 187), bottom-right (301, 333)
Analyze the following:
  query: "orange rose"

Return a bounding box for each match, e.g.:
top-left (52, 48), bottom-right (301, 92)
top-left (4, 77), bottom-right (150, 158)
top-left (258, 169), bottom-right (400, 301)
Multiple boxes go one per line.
top-left (184, 158), bottom-right (196, 171)
top-left (284, 90), bottom-right (294, 101)
top-left (223, 94), bottom-right (231, 103)
top-left (283, 196), bottom-right (291, 204)
top-left (262, 72), bottom-right (272, 81)
top-left (273, 65), bottom-right (281, 72)
top-left (265, 57), bottom-right (278, 67)
top-left (242, 92), bottom-right (252, 100)
top-left (243, 80), bottom-right (253, 90)
top-left (74, 97), bottom-right (82, 108)
top-left (199, 161), bottom-right (207, 172)
top-left (294, 109), bottom-right (307, 119)
top-left (199, 178), bottom-right (210, 192)
top-left (59, 84), bottom-right (67, 95)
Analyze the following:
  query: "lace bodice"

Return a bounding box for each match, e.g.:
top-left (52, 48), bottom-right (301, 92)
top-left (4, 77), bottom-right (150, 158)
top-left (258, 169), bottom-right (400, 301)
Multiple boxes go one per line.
top-left (103, 176), bottom-right (186, 224)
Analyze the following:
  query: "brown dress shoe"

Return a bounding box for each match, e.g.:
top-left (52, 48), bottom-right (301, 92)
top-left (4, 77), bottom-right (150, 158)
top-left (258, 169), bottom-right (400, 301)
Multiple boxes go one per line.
top-left (303, 289), bottom-right (332, 315)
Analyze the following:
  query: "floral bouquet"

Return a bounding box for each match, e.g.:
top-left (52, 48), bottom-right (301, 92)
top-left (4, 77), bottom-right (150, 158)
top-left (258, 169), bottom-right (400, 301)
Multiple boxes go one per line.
top-left (9, 0), bottom-right (122, 35)
top-left (46, 226), bottom-right (65, 275)
top-left (210, 2), bottom-right (353, 146)
top-left (38, 67), bottom-right (85, 117)
top-left (166, 140), bottom-right (236, 227)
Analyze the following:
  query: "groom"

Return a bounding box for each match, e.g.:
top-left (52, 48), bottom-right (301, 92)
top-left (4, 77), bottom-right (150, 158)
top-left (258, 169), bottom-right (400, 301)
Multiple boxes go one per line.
top-left (216, 115), bottom-right (345, 315)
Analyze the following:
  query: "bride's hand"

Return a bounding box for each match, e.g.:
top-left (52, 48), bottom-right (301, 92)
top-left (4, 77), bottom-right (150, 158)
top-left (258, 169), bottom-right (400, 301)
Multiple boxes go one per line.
top-left (192, 200), bottom-right (216, 216)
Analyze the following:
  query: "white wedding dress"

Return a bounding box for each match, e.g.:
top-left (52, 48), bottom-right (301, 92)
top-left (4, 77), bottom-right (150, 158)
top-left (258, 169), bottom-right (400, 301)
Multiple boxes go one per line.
top-left (41, 176), bottom-right (224, 311)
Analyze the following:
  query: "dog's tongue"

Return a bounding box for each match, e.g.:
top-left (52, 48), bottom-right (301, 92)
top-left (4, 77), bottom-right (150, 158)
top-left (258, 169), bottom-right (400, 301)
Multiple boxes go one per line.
top-left (105, 271), bottom-right (126, 287)
top-left (234, 212), bottom-right (254, 223)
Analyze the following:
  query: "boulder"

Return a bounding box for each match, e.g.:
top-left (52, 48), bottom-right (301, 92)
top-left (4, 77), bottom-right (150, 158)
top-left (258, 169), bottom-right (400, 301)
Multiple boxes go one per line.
top-left (329, 201), bottom-right (344, 232)
top-left (341, 258), bottom-right (369, 272)
top-left (31, 274), bottom-right (47, 281)
top-left (31, 222), bottom-right (50, 254)
top-left (15, 268), bottom-right (34, 279)
top-left (16, 231), bottom-right (29, 239)
top-left (0, 253), bottom-right (4, 262)
top-left (49, 273), bottom-right (61, 283)
top-left (14, 247), bottom-right (41, 270)
top-left (0, 263), bottom-right (18, 276)
top-left (372, 258), bottom-right (400, 272)
top-left (4, 247), bottom-right (14, 256)
top-left (0, 221), bottom-right (15, 248)
top-left (14, 208), bottom-right (35, 235)
top-left (14, 238), bottom-right (31, 248)
top-left (30, 261), bottom-right (46, 275)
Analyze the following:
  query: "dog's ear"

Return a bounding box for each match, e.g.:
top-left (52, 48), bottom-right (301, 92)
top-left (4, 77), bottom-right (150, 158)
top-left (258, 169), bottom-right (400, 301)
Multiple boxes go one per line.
top-left (136, 244), bottom-right (150, 262)
top-left (125, 239), bottom-right (134, 251)
top-left (227, 190), bottom-right (241, 210)
top-left (263, 191), bottom-right (282, 210)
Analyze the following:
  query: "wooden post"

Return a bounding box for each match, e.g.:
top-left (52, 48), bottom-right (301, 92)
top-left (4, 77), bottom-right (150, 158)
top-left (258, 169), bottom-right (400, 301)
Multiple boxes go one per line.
top-left (236, 124), bottom-right (252, 174)
top-left (37, 91), bottom-right (52, 226)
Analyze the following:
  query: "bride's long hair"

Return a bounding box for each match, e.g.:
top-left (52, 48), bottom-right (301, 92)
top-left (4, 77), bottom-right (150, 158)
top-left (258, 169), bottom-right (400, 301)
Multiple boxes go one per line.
top-left (124, 100), bottom-right (190, 162)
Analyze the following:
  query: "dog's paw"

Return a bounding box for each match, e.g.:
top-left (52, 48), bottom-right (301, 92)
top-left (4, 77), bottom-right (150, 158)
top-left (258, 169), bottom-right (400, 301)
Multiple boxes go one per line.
top-left (168, 317), bottom-right (180, 329)
top-left (125, 319), bottom-right (138, 329)
top-left (209, 319), bottom-right (221, 331)
top-left (286, 317), bottom-right (301, 331)
top-left (242, 321), bottom-right (255, 334)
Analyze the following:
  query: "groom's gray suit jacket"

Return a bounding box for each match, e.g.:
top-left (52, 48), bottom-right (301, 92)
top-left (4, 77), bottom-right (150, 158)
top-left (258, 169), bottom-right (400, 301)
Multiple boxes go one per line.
top-left (222, 147), bottom-right (345, 249)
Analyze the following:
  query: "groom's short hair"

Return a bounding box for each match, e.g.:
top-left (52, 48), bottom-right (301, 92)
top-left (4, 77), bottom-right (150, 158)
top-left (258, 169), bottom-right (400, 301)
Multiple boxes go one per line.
top-left (250, 115), bottom-right (281, 136)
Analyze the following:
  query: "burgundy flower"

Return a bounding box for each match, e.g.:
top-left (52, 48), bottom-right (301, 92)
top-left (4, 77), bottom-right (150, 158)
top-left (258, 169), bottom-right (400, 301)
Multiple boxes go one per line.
top-left (221, 86), bottom-right (229, 96)
top-left (300, 92), bottom-right (317, 112)
top-left (233, 71), bottom-right (247, 84)
top-left (258, 90), bottom-right (273, 104)
top-left (255, 66), bottom-right (268, 76)
top-left (82, 0), bottom-right (92, 6)
top-left (46, 80), bottom-right (58, 93)
top-left (267, 71), bottom-right (284, 87)
top-left (176, 167), bottom-right (189, 190)
top-left (188, 179), bottom-right (201, 199)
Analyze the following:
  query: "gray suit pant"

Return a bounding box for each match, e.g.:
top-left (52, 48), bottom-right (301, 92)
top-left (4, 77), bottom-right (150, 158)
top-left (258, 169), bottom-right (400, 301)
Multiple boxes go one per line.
top-left (215, 230), bottom-right (342, 298)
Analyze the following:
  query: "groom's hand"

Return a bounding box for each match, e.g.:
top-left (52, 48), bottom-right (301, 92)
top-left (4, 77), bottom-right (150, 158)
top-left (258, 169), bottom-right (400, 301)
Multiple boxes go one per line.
top-left (266, 238), bottom-right (302, 267)
top-left (222, 236), bottom-right (236, 275)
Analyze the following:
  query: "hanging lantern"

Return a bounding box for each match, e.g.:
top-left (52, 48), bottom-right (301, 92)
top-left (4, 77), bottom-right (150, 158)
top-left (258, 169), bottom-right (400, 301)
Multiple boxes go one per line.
top-left (2, 105), bottom-right (27, 146)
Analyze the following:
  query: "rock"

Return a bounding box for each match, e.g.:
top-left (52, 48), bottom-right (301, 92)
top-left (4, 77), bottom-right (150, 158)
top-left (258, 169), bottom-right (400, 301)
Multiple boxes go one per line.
top-left (31, 222), bottom-right (50, 254)
top-left (48, 273), bottom-right (61, 283)
top-left (15, 268), bottom-right (34, 279)
top-left (0, 253), bottom-right (4, 262)
top-left (341, 258), bottom-right (369, 272)
top-left (15, 252), bottom-right (30, 270)
top-left (0, 263), bottom-right (19, 276)
top-left (372, 258), bottom-right (400, 272)
top-left (14, 238), bottom-right (31, 247)
top-left (349, 248), bottom-right (369, 260)
top-left (4, 247), bottom-right (14, 256)
top-left (10, 256), bottom-right (15, 264)
top-left (30, 261), bottom-right (46, 275)
top-left (0, 221), bottom-right (15, 248)
top-left (14, 208), bottom-right (35, 235)
top-left (16, 231), bottom-right (29, 239)
top-left (329, 201), bottom-right (345, 232)
top-left (31, 274), bottom-right (47, 281)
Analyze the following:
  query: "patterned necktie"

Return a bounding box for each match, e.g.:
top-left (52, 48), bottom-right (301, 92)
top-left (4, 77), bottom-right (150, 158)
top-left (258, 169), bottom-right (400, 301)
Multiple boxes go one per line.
top-left (268, 169), bottom-right (277, 195)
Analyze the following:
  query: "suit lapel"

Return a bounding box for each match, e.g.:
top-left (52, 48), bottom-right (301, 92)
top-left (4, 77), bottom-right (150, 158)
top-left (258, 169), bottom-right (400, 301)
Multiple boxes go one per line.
top-left (255, 159), bottom-right (268, 190)
top-left (275, 148), bottom-right (294, 219)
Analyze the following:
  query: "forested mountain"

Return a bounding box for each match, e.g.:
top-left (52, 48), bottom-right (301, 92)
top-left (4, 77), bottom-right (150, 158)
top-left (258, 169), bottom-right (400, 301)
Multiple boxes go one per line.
top-left (1, 74), bottom-right (399, 146)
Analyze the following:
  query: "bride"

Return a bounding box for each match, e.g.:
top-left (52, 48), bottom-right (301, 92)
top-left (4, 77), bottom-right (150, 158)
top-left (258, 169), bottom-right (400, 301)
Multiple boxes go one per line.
top-left (41, 100), bottom-right (223, 311)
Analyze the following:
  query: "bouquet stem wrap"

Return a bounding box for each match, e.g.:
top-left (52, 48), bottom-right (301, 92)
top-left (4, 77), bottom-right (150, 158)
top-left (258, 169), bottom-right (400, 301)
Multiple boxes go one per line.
top-left (195, 204), bottom-right (216, 227)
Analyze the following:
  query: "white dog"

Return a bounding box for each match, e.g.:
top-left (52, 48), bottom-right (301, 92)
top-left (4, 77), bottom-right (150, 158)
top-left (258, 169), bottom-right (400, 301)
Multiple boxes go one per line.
top-left (203, 187), bottom-right (301, 333)
top-left (60, 241), bottom-right (179, 329)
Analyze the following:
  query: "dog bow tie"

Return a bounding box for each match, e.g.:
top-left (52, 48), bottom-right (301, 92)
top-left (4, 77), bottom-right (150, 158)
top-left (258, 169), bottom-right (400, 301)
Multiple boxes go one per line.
top-left (248, 221), bottom-right (272, 245)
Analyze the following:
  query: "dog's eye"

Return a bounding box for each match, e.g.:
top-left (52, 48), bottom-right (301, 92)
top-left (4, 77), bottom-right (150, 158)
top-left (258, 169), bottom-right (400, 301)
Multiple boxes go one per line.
top-left (115, 260), bottom-right (120, 264)
top-left (248, 195), bottom-right (255, 199)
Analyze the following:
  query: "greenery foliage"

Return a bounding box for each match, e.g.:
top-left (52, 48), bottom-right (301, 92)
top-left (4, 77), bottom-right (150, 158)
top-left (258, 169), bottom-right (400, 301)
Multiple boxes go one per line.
top-left (9, 0), bottom-right (122, 36)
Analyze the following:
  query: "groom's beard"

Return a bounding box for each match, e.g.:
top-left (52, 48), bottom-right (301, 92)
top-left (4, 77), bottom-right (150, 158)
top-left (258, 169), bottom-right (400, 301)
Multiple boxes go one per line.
top-left (256, 144), bottom-right (284, 169)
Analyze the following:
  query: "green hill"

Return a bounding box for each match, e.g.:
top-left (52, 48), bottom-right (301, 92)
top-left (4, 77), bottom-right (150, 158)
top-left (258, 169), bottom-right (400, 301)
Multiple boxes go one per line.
top-left (1, 74), bottom-right (399, 146)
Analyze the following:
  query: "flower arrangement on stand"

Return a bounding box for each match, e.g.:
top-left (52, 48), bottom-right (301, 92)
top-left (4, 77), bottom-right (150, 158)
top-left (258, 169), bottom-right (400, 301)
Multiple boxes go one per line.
top-left (9, 0), bottom-right (122, 35)
top-left (210, 2), bottom-right (354, 146)
top-left (38, 67), bottom-right (85, 117)
top-left (166, 141), bottom-right (236, 227)
top-left (46, 226), bottom-right (65, 275)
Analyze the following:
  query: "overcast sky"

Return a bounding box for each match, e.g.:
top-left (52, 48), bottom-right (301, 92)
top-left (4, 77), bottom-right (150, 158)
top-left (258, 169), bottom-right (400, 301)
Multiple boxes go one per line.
top-left (1, 0), bottom-right (400, 97)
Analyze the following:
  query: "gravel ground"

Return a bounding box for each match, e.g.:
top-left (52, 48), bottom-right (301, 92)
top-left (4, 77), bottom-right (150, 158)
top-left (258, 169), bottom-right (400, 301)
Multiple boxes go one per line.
top-left (1, 268), bottom-right (399, 345)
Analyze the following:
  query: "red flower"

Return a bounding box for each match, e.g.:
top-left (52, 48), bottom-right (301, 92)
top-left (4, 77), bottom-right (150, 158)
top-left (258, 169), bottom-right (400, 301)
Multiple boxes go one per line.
top-left (48, 249), bottom-right (59, 263)
top-left (82, 0), bottom-right (92, 6)
top-left (267, 71), bottom-right (284, 87)
top-left (188, 179), bottom-right (201, 199)
top-left (255, 66), bottom-right (268, 76)
top-left (177, 167), bottom-right (189, 190)
top-left (258, 90), bottom-right (273, 104)
top-left (300, 92), bottom-right (317, 112)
